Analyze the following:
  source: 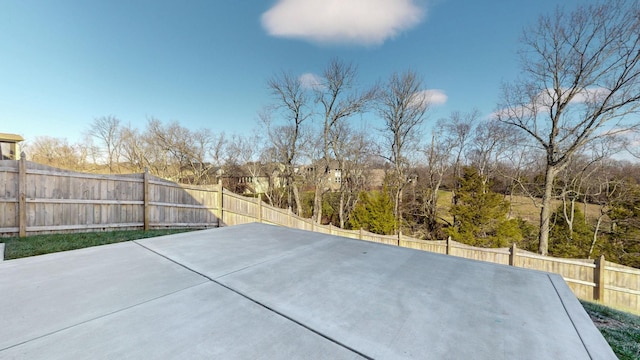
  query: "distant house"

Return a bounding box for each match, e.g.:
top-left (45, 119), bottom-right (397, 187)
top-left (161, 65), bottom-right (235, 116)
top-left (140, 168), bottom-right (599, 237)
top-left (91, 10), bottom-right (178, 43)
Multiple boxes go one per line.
top-left (299, 160), bottom-right (342, 191)
top-left (228, 174), bottom-right (272, 195)
top-left (0, 133), bottom-right (24, 160)
top-left (301, 160), bottom-right (387, 191)
top-left (219, 162), bottom-right (285, 195)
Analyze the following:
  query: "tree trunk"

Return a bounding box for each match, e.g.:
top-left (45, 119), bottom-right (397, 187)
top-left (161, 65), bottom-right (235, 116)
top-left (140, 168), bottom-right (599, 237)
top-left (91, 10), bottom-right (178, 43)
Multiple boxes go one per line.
top-left (292, 182), bottom-right (303, 216)
top-left (589, 212), bottom-right (605, 259)
top-left (339, 191), bottom-right (346, 229)
top-left (394, 186), bottom-right (403, 234)
top-left (425, 177), bottom-right (443, 235)
top-left (561, 197), bottom-right (575, 241)
top-left (538, 166), bottom-right (558, 255)
top-left (425, 191), bottom-right (438, 235)
top-left (313, 184), bottom-right (323, 224)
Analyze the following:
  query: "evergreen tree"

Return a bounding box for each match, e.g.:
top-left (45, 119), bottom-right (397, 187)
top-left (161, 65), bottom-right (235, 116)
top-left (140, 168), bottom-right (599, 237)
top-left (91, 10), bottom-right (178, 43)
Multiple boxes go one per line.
top-left (549, 204), bottom-right (593, 258)
top-left (448, 167), bottom-right (522, 247)
top-left (349, 189), bottom-right (396, 235)
top-left (604, 185), bottom-right (640, 267)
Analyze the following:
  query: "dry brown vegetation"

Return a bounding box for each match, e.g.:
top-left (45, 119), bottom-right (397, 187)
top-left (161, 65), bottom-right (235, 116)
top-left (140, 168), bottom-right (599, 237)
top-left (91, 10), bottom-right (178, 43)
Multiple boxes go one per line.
top-left (436, 190), bottom-right (604, 229)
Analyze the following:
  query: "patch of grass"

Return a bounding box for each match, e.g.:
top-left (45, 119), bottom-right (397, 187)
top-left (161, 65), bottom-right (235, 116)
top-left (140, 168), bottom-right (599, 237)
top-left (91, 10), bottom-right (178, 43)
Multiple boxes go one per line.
top-left (0, 229), bottom-right (195, 260)
top-left (582, 300), bottom-right (640, 360)
top-left (437, 190), bottom-right (604, 226)
top-left (507, 194), bottom-right (603, 224)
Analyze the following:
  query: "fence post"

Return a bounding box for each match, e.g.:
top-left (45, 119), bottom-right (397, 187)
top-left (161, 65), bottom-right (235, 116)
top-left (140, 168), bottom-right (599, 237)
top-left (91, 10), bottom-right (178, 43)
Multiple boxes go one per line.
top-left (217, 180), bottom-right (223, 227)
top-left (398, 230), bottom-right (402, 246)
top-left (256, 196), bottom-right (262, 223)
top-left (594, 255), bottom-right (606, 301)
top-left (143, 168), bottom-right (150, 231)
top-left (288, 207), bottom-right (292, 227)
top-left (329, 224), bottom-right (333, 235)
top-left (18, 152), bottom-right (26, 237)
top-left (446, 236), bottom-right (452, 255)
top-left (509, 243), bottom-right (517, 266)
top-left (359, 228), bottom-right (363, 240)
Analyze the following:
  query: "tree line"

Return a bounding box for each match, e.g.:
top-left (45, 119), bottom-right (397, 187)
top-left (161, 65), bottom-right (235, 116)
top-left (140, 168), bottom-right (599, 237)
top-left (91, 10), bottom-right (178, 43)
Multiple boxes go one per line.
top-left (20, 0), bottom-right (640, 266)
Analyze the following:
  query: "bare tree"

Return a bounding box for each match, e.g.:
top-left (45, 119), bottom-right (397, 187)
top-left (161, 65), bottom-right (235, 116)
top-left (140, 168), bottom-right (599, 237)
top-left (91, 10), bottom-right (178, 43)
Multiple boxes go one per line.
top-left (492, 127), bottom-right (540, 218)
top-left (588, 161), bottom-right (640, 260)
top-left (437, 111), bottom-right (478, 226)
top-left (223, 133), bottom-right (267, 194)
top-left (420, 127), bottom-right (455, 236)
top-left (376, 70), bottom-right (430, 233)
top-left (145, 119), bottom-right (190, 182)
top-left (330, 122), bottom-right (374, 228)
top-left (87, 116), bottom-right (122, 173)
top-left (441, 111), bottom-right (478, 183)
top-left (145, 119), bottom-right (223, 184)
top-left (311, 59), bottom-right (376, 223)
top-left (468, 119), bottom-right (514, 183)
top-left (554, 154), bottom-right (601, 246)
top-left (262, 71), bottom-right (312, 215)
top-left (119, 124), bottom-right (148, 173)
top-left (497, 0), bottom-right (640, 254)
top-left (27, 136), bottom-right (85, 170)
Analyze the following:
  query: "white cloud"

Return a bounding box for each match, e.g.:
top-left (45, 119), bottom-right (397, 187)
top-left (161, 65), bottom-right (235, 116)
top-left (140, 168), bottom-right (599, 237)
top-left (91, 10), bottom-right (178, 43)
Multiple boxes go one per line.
top-left (568, 87), bottom-right (611, 104)
top-left (420, 89), bottom-right (447, 106)
top-left (409, 89), bottom-right (447, 109)
top-left (491, 87), bottom-right (613, 120)
top-left (299, 73), bottom-right (324, 90)
top-left (261, 0), bottom-right (426, 46)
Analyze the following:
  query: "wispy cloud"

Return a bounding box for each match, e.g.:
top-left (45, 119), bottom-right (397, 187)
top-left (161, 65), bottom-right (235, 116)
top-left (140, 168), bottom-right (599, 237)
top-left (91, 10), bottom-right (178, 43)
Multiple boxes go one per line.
top-left (419, 89), bottom-right (447, 106)
top-left (491, 87), bottom-right (613, 120)
top-left (299, 73), bottom-right (324, 90)
top-left (261, 0), bottom-right (426, 46)
top-left (409, 89), bottom-right (447, 109)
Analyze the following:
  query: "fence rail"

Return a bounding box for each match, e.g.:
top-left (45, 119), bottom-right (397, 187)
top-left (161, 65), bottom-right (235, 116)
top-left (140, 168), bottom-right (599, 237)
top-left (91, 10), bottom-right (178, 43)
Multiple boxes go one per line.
top-left (1, 157), bottom-right (639, 313)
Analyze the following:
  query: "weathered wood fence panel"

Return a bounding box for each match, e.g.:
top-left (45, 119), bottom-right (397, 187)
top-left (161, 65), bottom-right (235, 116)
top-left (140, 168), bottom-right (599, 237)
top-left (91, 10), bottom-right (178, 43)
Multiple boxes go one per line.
top-left (332, 227), bottom-right (360, 240)
top-left (0, 158), bottom-right (220, 236)
top-left (401, 238), bottom-right (447, 254)
top-left (0, 163), bottom-right (18, 233)
top-left (603, 261), bottom-right (640, 313)
top-left (147, 178), bottom-right (219, 228)
top-left (1, 159), bottom-right (639, 312)
top-left (223, 189), bottom-right (257, 224)
top-left (24, 163), bottom-right (145, 233)
top-left (448, 240), bottom-right (511, 265)
top-left (260, 203), bottom-right (290, 227)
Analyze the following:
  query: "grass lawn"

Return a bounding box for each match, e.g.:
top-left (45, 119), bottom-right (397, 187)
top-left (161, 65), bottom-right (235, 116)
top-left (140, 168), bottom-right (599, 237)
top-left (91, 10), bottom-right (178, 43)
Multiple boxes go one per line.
top-left (0, 229), bottom-right (194, 260)
top-left (436, 190), bottom-right (604, 225)
top-left (582, 300), bottom-right (640, 360)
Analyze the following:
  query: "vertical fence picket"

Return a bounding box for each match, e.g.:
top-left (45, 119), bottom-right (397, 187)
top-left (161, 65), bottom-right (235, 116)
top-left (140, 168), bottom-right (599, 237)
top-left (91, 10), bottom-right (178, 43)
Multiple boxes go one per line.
top-left (143, 168), bottom-right (149, 231)
top-left (595, 255), bottom-right (605, 301)
top-left (18, 153), bottom-right (26, 237)
top-left (509, 243), bottom-right (517, 266)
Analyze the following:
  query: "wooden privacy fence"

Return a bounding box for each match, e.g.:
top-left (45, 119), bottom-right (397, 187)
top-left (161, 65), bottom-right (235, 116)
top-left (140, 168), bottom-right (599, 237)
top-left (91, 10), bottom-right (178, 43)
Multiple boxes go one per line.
top-left (0, 157), bottom-right (221, 236)
top-left (1, 158), bottom-right (639, 313)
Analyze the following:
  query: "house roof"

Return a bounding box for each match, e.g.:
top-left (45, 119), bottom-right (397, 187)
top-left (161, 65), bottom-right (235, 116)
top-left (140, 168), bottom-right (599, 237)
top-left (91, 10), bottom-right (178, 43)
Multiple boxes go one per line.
top-left (0, 223), bottom-right (615, 359)
top-left (0, 133), bottom-right (24, 143)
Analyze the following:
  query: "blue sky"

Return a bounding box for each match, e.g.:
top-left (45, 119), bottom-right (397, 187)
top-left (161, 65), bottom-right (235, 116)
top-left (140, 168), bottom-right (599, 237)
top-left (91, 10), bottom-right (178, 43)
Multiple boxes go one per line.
top-left (0, 0), bottom-right (584, 144)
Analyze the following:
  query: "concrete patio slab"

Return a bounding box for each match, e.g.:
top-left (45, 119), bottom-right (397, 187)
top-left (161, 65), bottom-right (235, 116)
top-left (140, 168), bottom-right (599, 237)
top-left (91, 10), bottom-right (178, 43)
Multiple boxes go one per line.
top-left (0, 223), bottom-right (616, 359)
top-left (0, 241), bottom-right (206, 352)
top-left (2, 282), bottom-right (363, 360)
